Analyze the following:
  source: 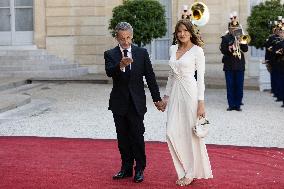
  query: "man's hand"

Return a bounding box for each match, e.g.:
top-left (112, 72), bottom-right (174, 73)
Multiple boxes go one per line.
top-left (228, 45), bottom-right (234, 52)
top-left (162, 95), bottom-right (169, 111)
top-left (120, 57), bottom-right (133, 69)
top-left (154, 100), bottom-right (166, 112)
top-left (276, 48), bottom-right (283, 55)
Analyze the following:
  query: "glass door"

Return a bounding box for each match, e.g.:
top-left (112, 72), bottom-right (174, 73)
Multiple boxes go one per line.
top-left (0, 0), bottom-right (33, 46)
top-left (0, 0), bottom-right (12, 45)
top-left (13, 0), bottom-right (34, 45)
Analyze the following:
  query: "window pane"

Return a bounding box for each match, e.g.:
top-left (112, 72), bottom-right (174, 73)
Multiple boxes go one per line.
top-left (152, 0), bottom-right (171, 61)
top-left (15, 8), bottom-right (33, 31)
top-left (251, 47), bottom-right (265, 58)
top-left (15, 0), bottom-right (33, 7)
top-left (0, 9), bottom-right (11, 31)
top-left (155, 40), bottom-right (170, 60)
top-left (160, 0), bottom-right (170, 17)
top-left (0, 0), bottom-right (10, 7)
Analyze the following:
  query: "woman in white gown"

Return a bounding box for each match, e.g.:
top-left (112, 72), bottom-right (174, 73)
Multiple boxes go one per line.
top-left (163, 19), bottom-right (213, 186)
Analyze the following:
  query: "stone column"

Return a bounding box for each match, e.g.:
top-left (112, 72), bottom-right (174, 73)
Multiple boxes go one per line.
top-left (33, 0), bottom-right (46, 49)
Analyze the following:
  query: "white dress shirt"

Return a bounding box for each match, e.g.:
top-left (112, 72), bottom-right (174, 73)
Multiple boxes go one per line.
top-left (119, 45), bottom-right (132, 72)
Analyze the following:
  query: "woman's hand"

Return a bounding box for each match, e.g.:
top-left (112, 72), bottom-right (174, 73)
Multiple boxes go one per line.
top-left (197, 100), bottom-right (205, 118)
top-left (162, 95), bottom-right (169, 111)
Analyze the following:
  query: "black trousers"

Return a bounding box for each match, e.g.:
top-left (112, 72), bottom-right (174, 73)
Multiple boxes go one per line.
top-left (113, 100), bottom-right (146, 171)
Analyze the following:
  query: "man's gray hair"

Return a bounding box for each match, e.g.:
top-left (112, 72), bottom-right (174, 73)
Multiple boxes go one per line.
top-left (115, 22), bottom-right (133, 36)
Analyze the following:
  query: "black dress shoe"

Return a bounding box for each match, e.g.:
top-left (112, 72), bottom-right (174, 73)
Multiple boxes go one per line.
top-left (134, 170), bottom-right (144, 183)
top-left (113, 170), bottom-right (133, 180)
top-left (227, 107), bottom-right (234, 111)
top-left (235, 107), bottom-right (242, 111)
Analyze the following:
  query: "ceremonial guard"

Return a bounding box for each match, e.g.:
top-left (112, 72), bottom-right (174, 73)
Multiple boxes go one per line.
top-left (265, 17), bottom-right (283, 102)
top-left (220, 13), bottom-right (249, 111)
top-left (272, 21), bottom-right (284, 107)
top-left (264, 23), bottom-right (279, 97)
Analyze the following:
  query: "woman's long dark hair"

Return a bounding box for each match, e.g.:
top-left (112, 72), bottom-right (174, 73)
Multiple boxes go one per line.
top-left (173, 19), bottom-right (204, 47)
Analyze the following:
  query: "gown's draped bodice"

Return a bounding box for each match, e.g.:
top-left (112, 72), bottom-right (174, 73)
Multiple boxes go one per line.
top-left (165, 44), bottom-right (205, 101)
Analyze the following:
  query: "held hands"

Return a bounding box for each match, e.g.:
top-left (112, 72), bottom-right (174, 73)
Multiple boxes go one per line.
top-left (154, 101), bottom-right (166, 112)
top-left (120, 57), bottom-right (133, 69)
top-left (154, 96), bottom-right (169, 112)
top-left (154, 95), bottom-right (169, 112)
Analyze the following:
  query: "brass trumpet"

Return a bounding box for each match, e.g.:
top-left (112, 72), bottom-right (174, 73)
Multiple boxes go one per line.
top-left (231, 26), bottom-right (251, 59)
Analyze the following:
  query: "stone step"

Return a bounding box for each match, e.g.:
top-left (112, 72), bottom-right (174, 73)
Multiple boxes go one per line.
top-left (0, 83), bottom-right (45, 95)
top-left (0, 49), bottom-right (47, 56)
top-left (2, 67), bottom-right (89, 78)
top-left (0, 94), bottom-right (31, 113)
top-left (0, 48), bottom-right (89, 78)
top-left (0, 78), bottom-right (28, 92)
top-left (0, 64), bottom-right (78, 71)
top-left (0, 54), bottom-right (69, 61)
top-left (0, 55), bottom-right (52, 60)
top-left (0, 78), bottom-right (49, 113)
top-left (0, 60), bottom-right (71, 66)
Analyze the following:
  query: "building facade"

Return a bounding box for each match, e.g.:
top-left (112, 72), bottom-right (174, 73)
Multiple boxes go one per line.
top-left (0, 0), bottom-right (282, 77)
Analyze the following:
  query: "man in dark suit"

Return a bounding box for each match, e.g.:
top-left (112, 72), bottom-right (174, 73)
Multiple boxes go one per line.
top-left (104, 22), bottom-right (164, 183)
top-left (220, 16), bottom-right (248, 111)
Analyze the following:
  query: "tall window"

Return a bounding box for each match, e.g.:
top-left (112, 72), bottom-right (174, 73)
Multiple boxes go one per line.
top-left (146, 0), bottom-right (172, 62)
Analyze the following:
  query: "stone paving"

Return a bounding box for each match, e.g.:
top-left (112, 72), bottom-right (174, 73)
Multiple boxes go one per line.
top-left (0, 83), bottom-right (283, 148)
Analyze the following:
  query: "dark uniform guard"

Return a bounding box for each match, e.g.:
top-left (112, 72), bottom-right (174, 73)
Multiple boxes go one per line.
top-left (272, 24), bottom-right (284, 107)
top-left (220, 14), bottom-right (248, 111)
top-left (265, 19), bottom-right (282, 101)
top-left (265, 17), bottom-right (284, 107)
top-left (264, 29), bottom-right (278, 96)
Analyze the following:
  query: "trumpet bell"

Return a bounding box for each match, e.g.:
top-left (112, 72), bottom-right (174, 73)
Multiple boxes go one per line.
top-left (190, 2), bottom-right (210, 26)
top-left (240, 34), bottom-right (251, 44)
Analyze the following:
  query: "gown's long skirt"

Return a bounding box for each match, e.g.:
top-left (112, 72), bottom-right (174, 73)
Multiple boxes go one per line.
top-left (166, 76), bottom-right (213, 179)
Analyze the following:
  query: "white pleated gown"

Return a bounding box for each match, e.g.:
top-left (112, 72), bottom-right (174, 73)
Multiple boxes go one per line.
top-left (165, 44), bottom-right (213, 180)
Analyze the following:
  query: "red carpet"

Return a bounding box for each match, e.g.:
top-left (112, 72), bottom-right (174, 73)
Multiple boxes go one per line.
top-left (0, 137), bottom-right (283, 189)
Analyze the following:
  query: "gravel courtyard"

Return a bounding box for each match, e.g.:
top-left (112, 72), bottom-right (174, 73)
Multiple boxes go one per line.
top-left (0, 83), bottom-right (283, 148)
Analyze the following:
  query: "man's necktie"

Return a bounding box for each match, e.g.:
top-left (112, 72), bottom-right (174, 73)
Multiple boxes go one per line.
top-left (123, 49), bottom-right (128, 57)
top-left (123, 49), bottom-right (130, 73)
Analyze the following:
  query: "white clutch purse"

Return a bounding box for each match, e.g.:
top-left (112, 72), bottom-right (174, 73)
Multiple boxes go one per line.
top-left (193, 117), bottom-right (210, 138)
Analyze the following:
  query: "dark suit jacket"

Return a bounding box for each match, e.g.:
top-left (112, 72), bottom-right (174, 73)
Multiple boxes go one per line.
top-left (220, 33), bottom-right (248, 71)
top-left (104, 45), bottom-right (161, 116)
